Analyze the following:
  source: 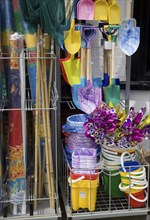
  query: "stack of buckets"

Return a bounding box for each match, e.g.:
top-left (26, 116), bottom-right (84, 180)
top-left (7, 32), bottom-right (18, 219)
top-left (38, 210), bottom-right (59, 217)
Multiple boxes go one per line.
top-left (119, 152), bottom-right (148, 208)
top-left (62, 114), bottom-right (100, 211)
top-left (62, 114), bottom-right (99, 166)
top-left (101, 144), bottom-right (137, 197)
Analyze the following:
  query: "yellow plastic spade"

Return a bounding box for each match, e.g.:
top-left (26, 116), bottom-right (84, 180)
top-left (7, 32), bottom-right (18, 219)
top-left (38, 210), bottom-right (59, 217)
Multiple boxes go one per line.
top-left (63, 54), bottom-right (81, 86)
top-left (108, 0), bottom-right (120, 24)
top-left (138, 115), bottom-right (150, 129)
top-left (64, 20), bottom-right (81, 55)
top-left (117, 109), bottom-right (126, 119)
top-left (107, 0), bottom-right (112, 5)
top-left (94, 0), bottom-right (108, 21)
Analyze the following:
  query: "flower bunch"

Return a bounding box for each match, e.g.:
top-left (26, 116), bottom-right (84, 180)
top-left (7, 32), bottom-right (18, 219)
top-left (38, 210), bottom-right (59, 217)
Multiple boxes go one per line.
top-left (84, 104), bottom-right (150, 148)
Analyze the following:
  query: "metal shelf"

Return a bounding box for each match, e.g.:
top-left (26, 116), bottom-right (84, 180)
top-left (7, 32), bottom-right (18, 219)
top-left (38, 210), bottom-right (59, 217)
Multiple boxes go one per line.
top-left (59, 143), bottom-right (150, 219)
top-left (60, 181), bottom-right (148, 219)
top-left (0, 47), bottom-right (60, 219)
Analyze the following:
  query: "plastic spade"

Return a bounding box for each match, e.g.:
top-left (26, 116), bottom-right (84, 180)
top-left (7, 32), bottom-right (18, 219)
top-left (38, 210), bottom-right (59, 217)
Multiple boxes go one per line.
top-left (78, 26), bottom-right (102, 114)
top-left (94, 0), bottom-right (108, 21)
top-left (77, 0), bottom-right (94, 20)
top-left (118, 19), bottom-right (140, 56)
top-left (64, 20), bottom-right (81, 55)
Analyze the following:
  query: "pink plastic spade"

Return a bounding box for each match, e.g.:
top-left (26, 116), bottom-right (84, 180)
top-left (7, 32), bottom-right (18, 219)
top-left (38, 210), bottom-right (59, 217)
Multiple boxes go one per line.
top-left (77, 0), bottom-right (94, 20)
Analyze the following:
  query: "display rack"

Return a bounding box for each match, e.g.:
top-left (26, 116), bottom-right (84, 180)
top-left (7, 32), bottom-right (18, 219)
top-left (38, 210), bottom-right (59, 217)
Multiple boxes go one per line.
top-left (59, 140), bottom-right (150, 219)
top-left (0, 48), bottom-right (61, 219)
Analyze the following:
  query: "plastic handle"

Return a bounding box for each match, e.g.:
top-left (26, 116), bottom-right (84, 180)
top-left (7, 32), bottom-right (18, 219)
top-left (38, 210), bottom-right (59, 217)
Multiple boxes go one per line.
top-left (102, 158), bottom-right (121, 165)
top-left (119, 183), bottom-right (133, 191)
top-left (102, 147), bottom-right (118, 155)
top-left (103, 170), bottom-right (120, 176)
top-left (68, 176), bottom-right (85, 184)
top-left (119, 182), bottom-right (148, 191)
top-left (128, 166), bottom-right (146, 176)
top-left (126, 167), bottom-right (146, 179)
top-left (130, 182), bottom-right (148, 190)
top-left (131, 179), bottom-right (148, 186)
top-left (130, 191), bottom-right (148, 203)
top-left (121, 152), bottom-right (134, 172)
top-left (102, 151), bottom-right (135, 161)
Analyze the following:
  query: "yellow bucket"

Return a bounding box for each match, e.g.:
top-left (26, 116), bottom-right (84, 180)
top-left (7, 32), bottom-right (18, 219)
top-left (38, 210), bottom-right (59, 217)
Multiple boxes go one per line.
top-left (69, 177), bottom-right (99, 211)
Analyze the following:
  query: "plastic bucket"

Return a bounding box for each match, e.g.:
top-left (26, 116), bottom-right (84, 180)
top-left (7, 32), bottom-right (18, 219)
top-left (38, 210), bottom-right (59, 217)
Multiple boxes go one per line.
top-left (125, 190), bottom-right (147, 208)
top-left (62, 114), bottom-right (96, 149)
top-left (72, 148), bottom-right (97, 169)
top-left (103, 169), bottom-right (123, 197)
top-left (67, 114), bottom-right (88, 129)
top-left (68, 176), bottom-right (99, 211)
top-left (70, 171), bottom-right (99, 180)
top-left (102, 144), bottom-right (137, 155)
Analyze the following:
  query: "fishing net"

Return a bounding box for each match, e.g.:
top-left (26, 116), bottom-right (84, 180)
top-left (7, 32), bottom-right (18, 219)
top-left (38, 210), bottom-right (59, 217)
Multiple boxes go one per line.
top-left (19, 0), bottom-right (74, 47)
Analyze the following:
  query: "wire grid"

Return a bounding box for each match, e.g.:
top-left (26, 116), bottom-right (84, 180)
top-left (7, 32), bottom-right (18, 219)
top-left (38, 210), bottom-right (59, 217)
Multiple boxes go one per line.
top-left (60, 142), bottom-right (150, 218)
top-left (61, 174), bottom-right (149, 217)
top-left (68, 183), bottom-right (134, 214)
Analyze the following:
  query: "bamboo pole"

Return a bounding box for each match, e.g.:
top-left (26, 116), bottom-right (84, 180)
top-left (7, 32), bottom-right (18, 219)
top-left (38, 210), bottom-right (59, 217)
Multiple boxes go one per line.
top-left (43, 36), bottom-right (55, 208)
top-left (48, 38), bottom-right (54, 101)
top-left (41, 34), bottom-right (50, 195)
top-left (34, 27), bottom-right (41, 210)
top-left (40, 33), bottom-right (54, 208)
top-left (37, 31), bottom-right (45, 201)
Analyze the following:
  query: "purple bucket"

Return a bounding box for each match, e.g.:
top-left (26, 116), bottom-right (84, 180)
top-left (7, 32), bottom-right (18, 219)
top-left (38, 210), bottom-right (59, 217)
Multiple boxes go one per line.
top-left (63, 114), bottom-right (97, 150)
top-left (72, 148), bottom-right (97, 169)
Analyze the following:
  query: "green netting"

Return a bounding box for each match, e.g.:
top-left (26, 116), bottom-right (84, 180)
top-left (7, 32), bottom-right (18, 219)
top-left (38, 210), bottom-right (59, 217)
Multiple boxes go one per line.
top-left (19, 0), bottom-right (74, 47)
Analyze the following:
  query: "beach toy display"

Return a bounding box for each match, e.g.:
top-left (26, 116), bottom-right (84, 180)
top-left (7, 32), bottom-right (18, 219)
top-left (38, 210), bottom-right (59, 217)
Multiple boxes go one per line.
top-left (119, 152), bottom-right (148, 208)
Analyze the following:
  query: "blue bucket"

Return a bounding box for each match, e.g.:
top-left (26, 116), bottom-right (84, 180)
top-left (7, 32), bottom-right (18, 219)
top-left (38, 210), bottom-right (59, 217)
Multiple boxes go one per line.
top-left (120, 161), bottom-right (140, 172)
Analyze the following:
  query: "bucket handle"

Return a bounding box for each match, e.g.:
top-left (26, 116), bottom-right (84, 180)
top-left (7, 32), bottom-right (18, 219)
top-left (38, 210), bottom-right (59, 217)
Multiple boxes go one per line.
top-left (130, 190), bottom-right (148, 203)
top-left (103, 170), bottom-right (120, 176)
top-left (101, 157), bottom-right (121, 166)
top-left (102, 147), bottom-right (135, 157)
top-left (120, 167), bottom-right (146, 180)
top-left (102, 151), bottom-right (135, 161)
top-left (131, 179), bottom-right (148, 186)
top-left (119, 182), bottom-right (148, 191)
top-left (126, 166), bottom-right (146, 176)
top-left (121, 152), bottom-right (134, 172)
top-left (68, 176), bottom-right (85, 184)
top-left (127, 173), bottom-right (146, 180)
top-left (103, 145), bottom-right (137, 153)
top-left (102, 147), bottom-right (118, 155)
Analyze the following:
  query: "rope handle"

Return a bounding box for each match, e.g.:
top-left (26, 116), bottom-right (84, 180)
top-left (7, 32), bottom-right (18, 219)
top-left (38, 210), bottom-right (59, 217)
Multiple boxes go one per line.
top-left (121, 152), bottom-right (134, 172)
